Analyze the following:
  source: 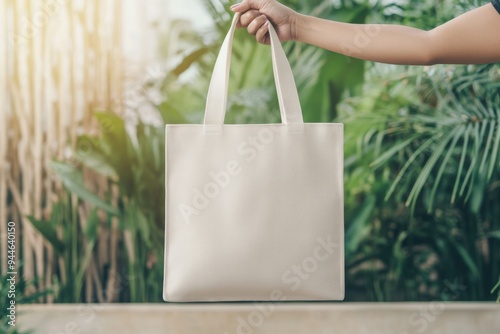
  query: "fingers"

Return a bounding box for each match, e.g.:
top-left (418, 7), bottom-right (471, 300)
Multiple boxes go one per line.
top-left (247, 14), bottom-right (268, 36)
top-left (255, 21), bottom-right (270, 45)
top-left (231, 0), bottom-right (271, 45)
top-left (238, 9), bottom-right (261, 28)
top-left (230, 0), bottom-right (263, 13)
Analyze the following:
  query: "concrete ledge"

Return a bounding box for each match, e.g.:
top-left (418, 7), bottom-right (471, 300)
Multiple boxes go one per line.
top-left (17, 302), bottom-right (500, 334)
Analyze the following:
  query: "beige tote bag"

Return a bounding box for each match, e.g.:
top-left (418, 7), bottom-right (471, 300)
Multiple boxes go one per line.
top-left (163, 13), bottom-right (344, 302)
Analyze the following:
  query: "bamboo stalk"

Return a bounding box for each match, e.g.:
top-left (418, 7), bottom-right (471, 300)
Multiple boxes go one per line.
top-left (15, 1), bottom-right (35, 280)
top-left (90, 260), bottom-right (104, 303)
top-left (68, 0), bottom-right (79, 145)
top-left (77, 203), bottom-right (93, 303)
top-left (6, 175), bottom-right (23, 221)
top-left (106, 184), bottom-right (119, 302)
top-left (44, 245), bottom-right (53, 303)
top-left (42, 0), bottom-right (57, 303)
top-left (113, 0), bottom-right (123, 112)
top-left (105, 0), bottom-right (122, 302)
top-left (3, 0), bottom-right (160, 302)
top-left (8, 0), bottom-right (35, 293)
top-left (0, 0), bottom-right (8, 274)
top-left (81, 0), bottom-right (91, 130)
top-left (32, 0), bottom-right (45, 296)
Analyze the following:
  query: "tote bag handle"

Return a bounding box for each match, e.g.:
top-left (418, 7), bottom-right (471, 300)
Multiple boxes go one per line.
top-left (203, 13), bottom-right (304, 126)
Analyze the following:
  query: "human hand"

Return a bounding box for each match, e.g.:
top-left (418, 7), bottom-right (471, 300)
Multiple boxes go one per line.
top-left (230, 0), bottom-right (299, 44)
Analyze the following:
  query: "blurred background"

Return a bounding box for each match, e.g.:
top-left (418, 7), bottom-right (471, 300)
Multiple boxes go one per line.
top-left (1, 0), bottom-right (499, 328)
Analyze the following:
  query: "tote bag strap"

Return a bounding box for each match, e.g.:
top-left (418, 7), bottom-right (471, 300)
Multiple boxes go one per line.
top-left (203, 13), bottom-right (304, 126)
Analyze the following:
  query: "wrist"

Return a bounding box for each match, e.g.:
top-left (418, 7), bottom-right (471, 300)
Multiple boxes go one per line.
top-left (290, 12), bottom-right (309, 43)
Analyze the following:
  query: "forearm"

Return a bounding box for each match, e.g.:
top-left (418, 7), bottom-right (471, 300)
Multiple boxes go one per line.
top-left (293, 4), bottom-right (500, 65)
top-left (294, 14), bottom-right (432, 65)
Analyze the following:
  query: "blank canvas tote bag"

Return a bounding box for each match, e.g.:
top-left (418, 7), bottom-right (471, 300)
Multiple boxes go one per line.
top-left (163, 13), bottom-right (344, 302)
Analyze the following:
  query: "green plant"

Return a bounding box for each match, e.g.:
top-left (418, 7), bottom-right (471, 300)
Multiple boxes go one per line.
top-left (24, 0), bottom-right (499, 303)
top-left (0, 264), bottom-right (52, 333)
top-left (340, 63), bottom-right (500, 301)
top-left (49, 112), bottom-right (167, 302)
top-left (28, 199), bottom-right (100, 302)
top-left (29, 110), bottom-right (169, 302)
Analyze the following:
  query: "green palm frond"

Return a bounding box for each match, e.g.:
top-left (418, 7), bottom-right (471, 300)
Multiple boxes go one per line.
top-left (353, 64), bottom-right (500, 213)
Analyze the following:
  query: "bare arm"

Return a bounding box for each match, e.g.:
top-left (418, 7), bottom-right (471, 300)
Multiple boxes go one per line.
top-left (232, 1), bottom-right (500, 65)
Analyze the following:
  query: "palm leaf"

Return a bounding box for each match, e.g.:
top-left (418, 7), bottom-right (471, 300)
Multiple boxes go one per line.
top-left (358, 64), bottom-right (499, 211)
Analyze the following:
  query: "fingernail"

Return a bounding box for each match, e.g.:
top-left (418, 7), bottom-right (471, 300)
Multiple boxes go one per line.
top-left (230, 4), bottom-right (239, 9)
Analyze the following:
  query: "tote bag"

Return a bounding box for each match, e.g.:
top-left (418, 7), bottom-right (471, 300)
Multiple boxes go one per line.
top-left (163, 13), bottom-right (344, 302)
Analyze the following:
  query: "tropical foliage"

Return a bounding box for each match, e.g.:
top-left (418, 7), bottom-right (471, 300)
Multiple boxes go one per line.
top-left (341, 63), bottom-right (500, 300)
top-left (5, 0), bottom-right (499, 303)
top-left (0, 264), bottom-right (52, 333)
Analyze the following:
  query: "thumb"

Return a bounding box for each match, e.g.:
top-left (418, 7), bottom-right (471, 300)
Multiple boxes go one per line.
top-left (230, 0), bottom-right (263, 12)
